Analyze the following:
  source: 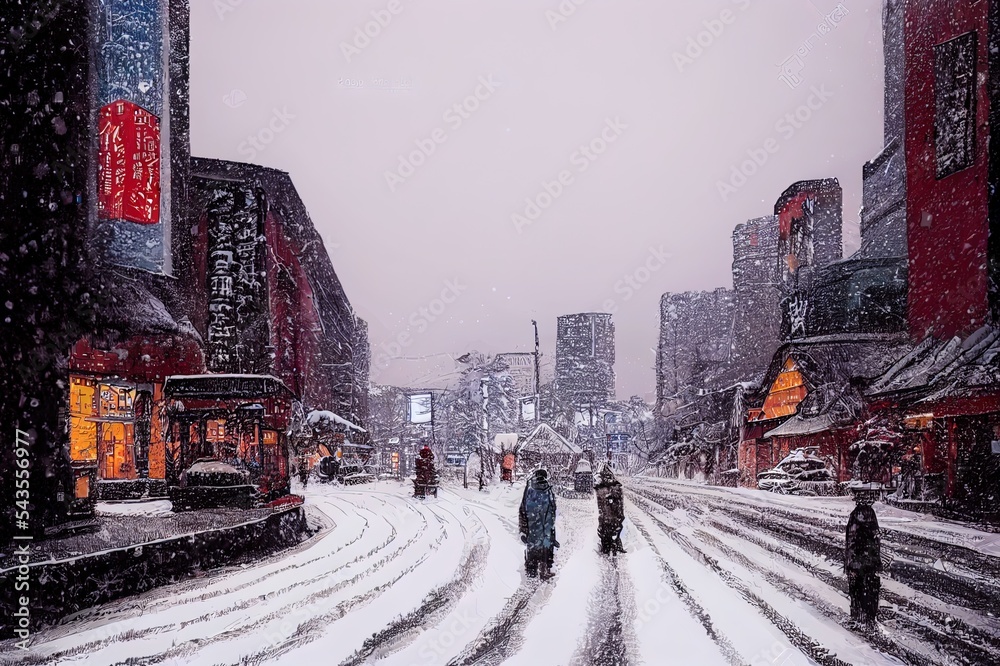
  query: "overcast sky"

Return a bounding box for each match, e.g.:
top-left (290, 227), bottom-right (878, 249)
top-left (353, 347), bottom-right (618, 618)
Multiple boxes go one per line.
top-left (189, 0), bottom-right (885, 401)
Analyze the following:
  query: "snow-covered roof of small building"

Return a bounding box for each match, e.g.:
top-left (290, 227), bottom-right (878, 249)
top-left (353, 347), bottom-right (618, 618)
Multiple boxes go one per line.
top-left (867, 327), bottom-right (1000, 400)
top-left (493, 433), bottom-right (518, 452)
top-left (518, 423), bottom-right (582, 455)
top-left (307, 409), bottom-right (367, 432)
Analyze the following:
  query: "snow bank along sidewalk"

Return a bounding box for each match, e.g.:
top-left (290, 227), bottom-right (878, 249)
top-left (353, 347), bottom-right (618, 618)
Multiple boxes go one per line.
top-left (0, 501), bottom-right (309, 631)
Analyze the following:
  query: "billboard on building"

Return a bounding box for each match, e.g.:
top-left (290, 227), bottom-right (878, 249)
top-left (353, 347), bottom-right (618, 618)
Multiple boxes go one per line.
top-left (204, 184), bottom-right (268, 373)
top-left (98, 100), bottom-right (160, 225)
top-left (96, 0), bottom-right (167, 272)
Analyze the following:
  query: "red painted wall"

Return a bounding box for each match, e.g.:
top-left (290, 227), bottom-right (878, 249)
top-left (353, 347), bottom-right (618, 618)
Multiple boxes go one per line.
top-left (71, 336), bottom-right (205, 383)
top-left (264, 210), bottom-right (333, 410)
top-left (905, 0), bottom-right (993, 340)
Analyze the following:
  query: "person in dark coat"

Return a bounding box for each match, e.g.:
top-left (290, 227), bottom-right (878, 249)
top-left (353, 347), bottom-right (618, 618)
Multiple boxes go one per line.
top-left (413, 445), bottom-right (439, 498)
top-left (595, 465), bottom-right (626, 555)
top-left (845, 492), bottom-right (882, 625)
top-left (519, 468), bottom-right (559, 579)
top-left (297, 455), bottom-right (309, 487)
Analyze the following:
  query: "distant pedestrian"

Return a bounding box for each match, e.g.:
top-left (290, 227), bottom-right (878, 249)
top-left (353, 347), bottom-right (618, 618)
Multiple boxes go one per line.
top-left (519, 468), bottom-right (559, 579)
top-left (845, 491), bottom-right (882, 626)
top-left (502, 452), bottom-right (515, 484)
top-left (414, 445), bottom-right (439, 498)
top-left (595, 465), bottom-right (626, 555)
top-left (297, 456), bottom-right (309, 487)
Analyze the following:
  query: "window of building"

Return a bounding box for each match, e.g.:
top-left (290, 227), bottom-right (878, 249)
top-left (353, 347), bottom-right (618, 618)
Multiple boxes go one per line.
top-left (934, 31), bottom-right (978, 179)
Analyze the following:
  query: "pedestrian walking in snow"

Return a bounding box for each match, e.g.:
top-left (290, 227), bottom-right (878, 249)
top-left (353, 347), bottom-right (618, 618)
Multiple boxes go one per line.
top-left (845, 491), bottom-right (882, 626)
top-left (519, 468), bottom-right (559, 579)
top-left (595, 465), bottom-right (626, 555)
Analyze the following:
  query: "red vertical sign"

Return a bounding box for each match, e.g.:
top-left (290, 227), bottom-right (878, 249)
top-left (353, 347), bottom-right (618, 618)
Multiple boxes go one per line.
top-left (98, 99), bottom-right (161, 225)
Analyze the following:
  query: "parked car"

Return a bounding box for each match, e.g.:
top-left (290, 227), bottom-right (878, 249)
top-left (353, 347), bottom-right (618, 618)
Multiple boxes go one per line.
top-left (757, 447), bottom-right (836, 495)
top-left (756, 469), bottom-right (800, 494)
top-left (170, 458), bottom-right (259, 511)
top-left (316, 456), bottom-right (375, 485)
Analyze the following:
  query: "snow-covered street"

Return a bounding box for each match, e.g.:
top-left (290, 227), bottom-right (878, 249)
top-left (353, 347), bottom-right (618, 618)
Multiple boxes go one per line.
top-left (4, 478), bottom-right (999, 665)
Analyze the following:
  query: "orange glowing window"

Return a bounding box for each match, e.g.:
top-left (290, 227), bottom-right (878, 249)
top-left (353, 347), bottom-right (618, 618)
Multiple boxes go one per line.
top-left (207, 419), bottom-right (227, 442)
top-left (756, 359), bottom-right (808, 421)
top-left (75, 475), bottom-right (90, 499)
top-left (262, 430), bottom-right (278, 446)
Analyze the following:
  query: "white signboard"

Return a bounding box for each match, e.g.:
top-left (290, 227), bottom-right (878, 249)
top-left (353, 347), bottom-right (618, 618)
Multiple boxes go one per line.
top-left (408, 393), bottom-right (433, 424)
top-left (521, 397), bottom-right (537, 422)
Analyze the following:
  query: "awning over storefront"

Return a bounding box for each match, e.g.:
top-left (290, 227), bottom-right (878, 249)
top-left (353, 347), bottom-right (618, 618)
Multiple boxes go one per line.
top-left (763, 413), bottom-right (835, 439)
top-left (163, 374), bottom-right (295, 400)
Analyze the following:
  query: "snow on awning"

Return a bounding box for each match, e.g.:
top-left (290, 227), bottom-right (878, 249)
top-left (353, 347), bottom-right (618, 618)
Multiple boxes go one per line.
top-left (306, 409), bottom-right (367, 433)
top-left (763, 413), bottom-right (834, 439)
top-left (164, 374), bottom-right (294, 400)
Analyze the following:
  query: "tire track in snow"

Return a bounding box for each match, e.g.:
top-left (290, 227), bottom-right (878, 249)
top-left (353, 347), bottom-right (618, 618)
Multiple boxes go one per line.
top-left (445, 583), bottom-right (545, 666)
top-left (690, 528), bottom-right (936, 666)
top-left (6, 496), bottom-right (432, 666)
top-left (633, 481), bottom-right (1000, 615)
top-left (576, 556), bottom-right (632, 666)
top-left (157, 506), bottom-right (448, 666)
top-left (336, 501), bottom-right (490, 665)
top-left (627, 512), bottom-right (747, 666)
top-left (337, 542), bottom-right (489, 666)
top-left (640, 481), bottom-right (1000, 659)
top-left (630, 491), bottom-right (855, 666)
top-left (702, 514), bottom-right (1000, 665)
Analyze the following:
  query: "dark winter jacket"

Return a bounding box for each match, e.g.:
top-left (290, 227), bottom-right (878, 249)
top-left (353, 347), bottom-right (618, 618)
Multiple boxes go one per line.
top-left (519, 476), bottom-right (557, 550)
top-left (595, 478), bottom-right (625, 531)
top-left (845, 505), bottom-right (882, 575)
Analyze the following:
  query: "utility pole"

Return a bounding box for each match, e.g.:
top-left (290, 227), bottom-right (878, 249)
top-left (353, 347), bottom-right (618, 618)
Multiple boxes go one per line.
top-left (531, 320), bottom-right (541, 418)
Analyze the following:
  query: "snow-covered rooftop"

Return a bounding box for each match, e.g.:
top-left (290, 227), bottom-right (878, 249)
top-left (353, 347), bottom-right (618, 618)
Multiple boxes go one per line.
top-left (306, 409), bottom-right (367, 432)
